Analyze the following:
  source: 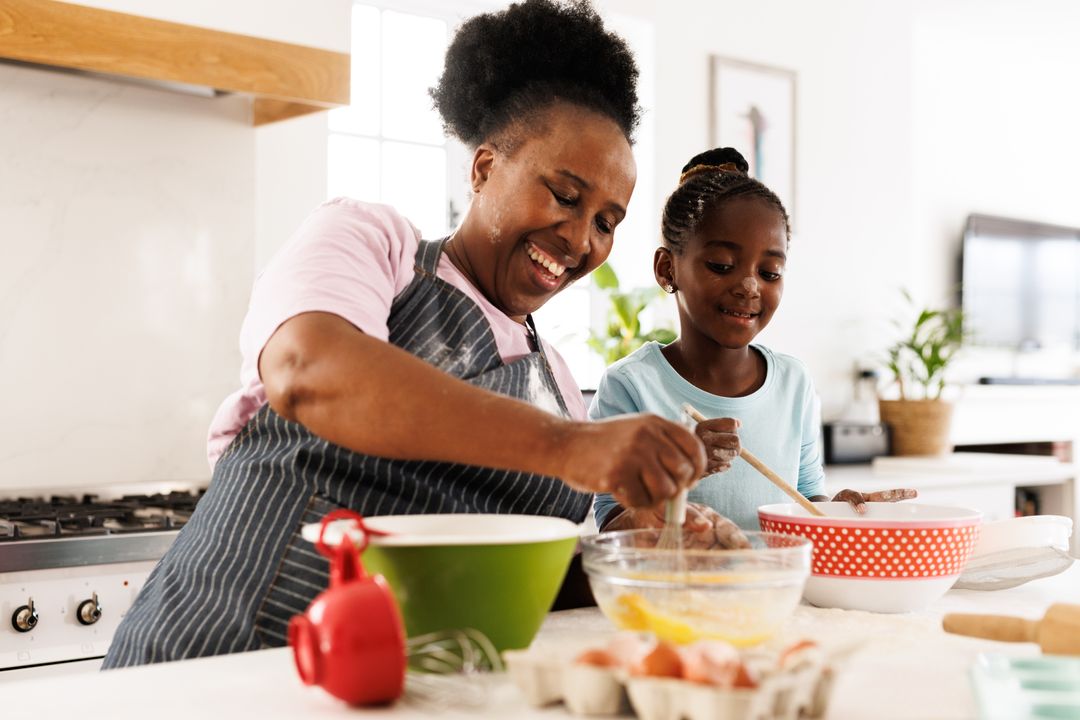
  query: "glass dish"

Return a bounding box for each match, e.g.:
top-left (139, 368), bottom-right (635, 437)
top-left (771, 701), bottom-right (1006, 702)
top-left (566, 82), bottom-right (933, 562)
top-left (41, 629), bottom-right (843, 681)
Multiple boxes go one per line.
top-left (580, 530), bottom-right (811, 647)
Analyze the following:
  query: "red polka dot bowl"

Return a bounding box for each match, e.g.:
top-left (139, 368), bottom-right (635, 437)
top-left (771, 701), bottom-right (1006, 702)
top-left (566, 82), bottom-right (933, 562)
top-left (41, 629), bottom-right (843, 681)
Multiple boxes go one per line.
top-left (758, 502), bottom-right (981, 613)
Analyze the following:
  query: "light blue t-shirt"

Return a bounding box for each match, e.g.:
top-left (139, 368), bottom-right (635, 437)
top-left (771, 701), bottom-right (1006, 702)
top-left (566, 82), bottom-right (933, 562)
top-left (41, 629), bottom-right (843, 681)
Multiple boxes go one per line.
top-left (589, 341), bottom-right (825, 531)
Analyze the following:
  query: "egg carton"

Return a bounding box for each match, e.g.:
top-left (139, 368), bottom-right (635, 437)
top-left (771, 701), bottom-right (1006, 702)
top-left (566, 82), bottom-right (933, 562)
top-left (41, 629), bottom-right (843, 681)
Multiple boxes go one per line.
top-left (504, 647), bottom-right (832, 720)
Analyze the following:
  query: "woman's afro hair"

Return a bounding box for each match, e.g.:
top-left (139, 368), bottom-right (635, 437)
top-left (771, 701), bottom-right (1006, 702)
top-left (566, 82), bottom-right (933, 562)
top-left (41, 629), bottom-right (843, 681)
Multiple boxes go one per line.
top-left (430, 0), bottom-right (641, 147)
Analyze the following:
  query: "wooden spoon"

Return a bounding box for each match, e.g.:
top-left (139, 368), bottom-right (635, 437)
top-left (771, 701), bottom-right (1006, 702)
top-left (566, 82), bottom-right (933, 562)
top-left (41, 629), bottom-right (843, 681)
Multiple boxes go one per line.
top-left (682, 403), bottom-right (826, 518)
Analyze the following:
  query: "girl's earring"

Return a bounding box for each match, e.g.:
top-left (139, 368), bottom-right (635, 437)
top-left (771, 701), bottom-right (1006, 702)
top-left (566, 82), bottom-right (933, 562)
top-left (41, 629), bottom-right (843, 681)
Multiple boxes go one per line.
top-left (664, 284), bottom-right (676, 294)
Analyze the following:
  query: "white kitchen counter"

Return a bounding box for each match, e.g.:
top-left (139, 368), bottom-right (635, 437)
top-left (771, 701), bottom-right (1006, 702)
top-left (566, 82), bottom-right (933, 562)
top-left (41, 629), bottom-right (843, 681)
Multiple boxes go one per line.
top-left (5, 565), bottom-right (1079, 720)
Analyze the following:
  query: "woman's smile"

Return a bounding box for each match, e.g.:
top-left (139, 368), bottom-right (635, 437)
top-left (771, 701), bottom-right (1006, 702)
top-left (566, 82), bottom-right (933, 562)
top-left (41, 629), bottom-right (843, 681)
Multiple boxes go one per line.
top-left (524, 240), bottom-right (570, 291)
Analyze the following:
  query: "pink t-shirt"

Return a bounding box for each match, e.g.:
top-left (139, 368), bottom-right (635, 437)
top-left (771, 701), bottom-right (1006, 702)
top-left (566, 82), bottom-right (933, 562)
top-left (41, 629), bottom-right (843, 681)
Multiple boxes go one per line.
top-left (207, 198), bottom-right (587, 469)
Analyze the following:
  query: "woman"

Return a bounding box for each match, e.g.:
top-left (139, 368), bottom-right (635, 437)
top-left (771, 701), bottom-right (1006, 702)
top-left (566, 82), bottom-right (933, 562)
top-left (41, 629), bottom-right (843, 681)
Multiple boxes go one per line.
top-left (103, 0), bottom-right (712, 669)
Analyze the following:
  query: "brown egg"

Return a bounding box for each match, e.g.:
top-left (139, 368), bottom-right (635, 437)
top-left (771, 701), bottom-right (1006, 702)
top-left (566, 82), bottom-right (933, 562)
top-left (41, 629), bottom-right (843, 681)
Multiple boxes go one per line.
top-left (629, 640), bottom-right (683, 678)
top-left (779, 639), bottom-right (819, 668)
top-left (733, 663), bottom-right (758, 689)
top-left (679, 640), bottom-right (740, 686)
top-left (574, 648), bottom-right (621, 668)
top-left (605, 632), bottom-right (652, 667)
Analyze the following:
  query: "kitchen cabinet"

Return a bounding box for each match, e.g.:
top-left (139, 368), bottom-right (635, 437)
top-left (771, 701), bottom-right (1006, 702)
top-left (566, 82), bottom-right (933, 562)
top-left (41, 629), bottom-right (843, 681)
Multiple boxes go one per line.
top-left (4, 564), bottom-right (1079, 719)
top-left (0, 0), bottom-right (349, 124)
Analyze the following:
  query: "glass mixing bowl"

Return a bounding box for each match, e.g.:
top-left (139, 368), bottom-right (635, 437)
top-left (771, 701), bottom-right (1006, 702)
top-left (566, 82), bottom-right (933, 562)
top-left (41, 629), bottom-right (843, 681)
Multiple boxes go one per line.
top-left (581, 530), bottom-right (811, 647)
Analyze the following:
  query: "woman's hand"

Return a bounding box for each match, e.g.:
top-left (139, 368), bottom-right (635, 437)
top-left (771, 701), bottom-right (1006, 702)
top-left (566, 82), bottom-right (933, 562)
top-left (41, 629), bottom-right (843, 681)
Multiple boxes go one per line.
top-left (694, 417), bottom-right (741, 477)
top-left (556, 414), bottom-right (707, 509)
top-left (829, 488), bottom-right (918, 514)
top-left (602, 502), bottom-right (750, 549)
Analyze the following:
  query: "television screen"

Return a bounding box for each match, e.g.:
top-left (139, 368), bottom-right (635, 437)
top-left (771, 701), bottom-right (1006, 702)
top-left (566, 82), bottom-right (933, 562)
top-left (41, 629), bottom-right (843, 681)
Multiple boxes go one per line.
top-left (960, 214), bottom-right (1080, 351)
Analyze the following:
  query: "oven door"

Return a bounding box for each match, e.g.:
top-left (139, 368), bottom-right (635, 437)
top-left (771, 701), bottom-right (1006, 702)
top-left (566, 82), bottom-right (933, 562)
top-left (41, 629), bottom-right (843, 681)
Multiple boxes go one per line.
top-left (0, 656), bottom-right (103, 682)
top-left (1, 559), bottom-right (161, 674)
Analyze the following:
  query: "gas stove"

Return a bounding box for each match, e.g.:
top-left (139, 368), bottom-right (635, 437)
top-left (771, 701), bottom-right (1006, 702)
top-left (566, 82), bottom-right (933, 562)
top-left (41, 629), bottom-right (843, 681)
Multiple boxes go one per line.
top-left (0, 486), bottom-right (204, 675)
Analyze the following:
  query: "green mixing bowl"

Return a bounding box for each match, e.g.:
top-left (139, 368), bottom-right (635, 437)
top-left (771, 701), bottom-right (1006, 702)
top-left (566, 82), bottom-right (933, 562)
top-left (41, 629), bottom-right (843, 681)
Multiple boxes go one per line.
top-left (302, 513), bottom-right (579, 653)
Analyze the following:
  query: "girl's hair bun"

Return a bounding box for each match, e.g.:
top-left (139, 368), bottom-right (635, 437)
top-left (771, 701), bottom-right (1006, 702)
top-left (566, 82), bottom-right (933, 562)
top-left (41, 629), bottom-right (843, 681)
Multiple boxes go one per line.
top-left (678, 147), bottom-right (750, 184)
top-left (662, 145), bottom-right (790, 252)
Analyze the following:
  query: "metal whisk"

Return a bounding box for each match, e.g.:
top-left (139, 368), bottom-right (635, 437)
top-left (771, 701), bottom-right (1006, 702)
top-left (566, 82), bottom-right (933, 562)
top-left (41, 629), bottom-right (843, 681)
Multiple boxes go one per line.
top-left (402, 628), bottom-right (504, 711)
top-left (655, 406), bottom-right (697, 551)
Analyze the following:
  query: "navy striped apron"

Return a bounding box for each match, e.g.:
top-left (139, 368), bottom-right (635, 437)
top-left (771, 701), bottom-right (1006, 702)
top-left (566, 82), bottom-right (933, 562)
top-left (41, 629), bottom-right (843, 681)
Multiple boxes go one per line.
top-left (102, 238), bottom-right (591, 669)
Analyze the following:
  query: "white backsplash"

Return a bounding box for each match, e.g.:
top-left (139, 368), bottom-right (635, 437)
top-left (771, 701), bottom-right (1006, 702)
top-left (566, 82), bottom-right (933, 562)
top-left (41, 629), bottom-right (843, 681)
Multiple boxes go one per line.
top-left (0, 62), bottom-right (256, 491)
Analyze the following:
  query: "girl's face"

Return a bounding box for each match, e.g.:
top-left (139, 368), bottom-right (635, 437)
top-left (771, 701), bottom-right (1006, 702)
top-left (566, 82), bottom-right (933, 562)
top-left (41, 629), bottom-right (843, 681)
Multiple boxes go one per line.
top-left (458, 103), bottom-right (636, 320)
top-left (657, 196), bottom-right (788, 350)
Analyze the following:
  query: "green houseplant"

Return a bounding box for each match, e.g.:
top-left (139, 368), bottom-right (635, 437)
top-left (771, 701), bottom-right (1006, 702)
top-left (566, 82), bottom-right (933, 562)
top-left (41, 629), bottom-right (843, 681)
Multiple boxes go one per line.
top-left (878, 290), bottom-right (966, 456)
top-left (587, 263), bottom-right (676, 365)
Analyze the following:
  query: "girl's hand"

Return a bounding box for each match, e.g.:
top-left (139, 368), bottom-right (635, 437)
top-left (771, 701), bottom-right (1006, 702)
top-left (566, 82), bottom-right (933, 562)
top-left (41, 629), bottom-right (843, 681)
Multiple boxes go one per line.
top-left (558, 415), bottom-right (707, 509)
top-left (602, 502), bottom-right (750, 549)
top-left (830, 488), bottom-right (918, 514)
top-left (694, 417), bottom-right (741, 477)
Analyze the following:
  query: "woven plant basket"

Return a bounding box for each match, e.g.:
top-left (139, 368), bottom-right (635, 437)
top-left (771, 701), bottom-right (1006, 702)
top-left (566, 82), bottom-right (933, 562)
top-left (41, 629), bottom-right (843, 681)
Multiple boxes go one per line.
top-left (878, 399), bottom-right (954, 456)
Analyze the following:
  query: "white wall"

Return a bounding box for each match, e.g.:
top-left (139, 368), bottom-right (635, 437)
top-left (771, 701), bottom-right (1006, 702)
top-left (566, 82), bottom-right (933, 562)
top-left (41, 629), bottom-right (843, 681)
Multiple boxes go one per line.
top-left (913, 0), bottom-right (1080, 270)
top-left (66, 0), bottom-right (352, 277)
top-left (0, 0), bottom-right (349, 491)
top-left (912, 0), bottom-right (1080, 382)
top-left (0, 65), bottom-right (254, 490)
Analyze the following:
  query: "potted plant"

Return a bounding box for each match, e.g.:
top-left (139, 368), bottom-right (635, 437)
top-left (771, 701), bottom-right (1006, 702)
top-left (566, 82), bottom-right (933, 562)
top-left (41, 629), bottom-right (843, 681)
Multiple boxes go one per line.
top-left (587, 263), bottom-right (676, 365)
top-left (878, 290), bottom-right (966, 456)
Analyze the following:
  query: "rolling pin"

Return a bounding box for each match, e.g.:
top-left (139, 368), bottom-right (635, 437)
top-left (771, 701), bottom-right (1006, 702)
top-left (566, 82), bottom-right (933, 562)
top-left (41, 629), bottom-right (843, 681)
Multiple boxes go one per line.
top-left (942, 604), bottom-right (1080, 655)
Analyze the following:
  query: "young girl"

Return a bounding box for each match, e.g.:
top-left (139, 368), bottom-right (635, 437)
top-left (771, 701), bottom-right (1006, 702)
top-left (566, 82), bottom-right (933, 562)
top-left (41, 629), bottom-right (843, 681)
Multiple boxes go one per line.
top-left (591, 147), bottom-right (914, 535)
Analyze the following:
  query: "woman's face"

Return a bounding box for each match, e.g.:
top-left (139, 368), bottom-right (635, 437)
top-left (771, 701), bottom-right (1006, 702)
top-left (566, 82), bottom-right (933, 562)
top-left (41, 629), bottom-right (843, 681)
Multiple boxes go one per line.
top-left (459, 103), bottom-right (636, 319)
top-left (658, 196), bottom-right (788, 350)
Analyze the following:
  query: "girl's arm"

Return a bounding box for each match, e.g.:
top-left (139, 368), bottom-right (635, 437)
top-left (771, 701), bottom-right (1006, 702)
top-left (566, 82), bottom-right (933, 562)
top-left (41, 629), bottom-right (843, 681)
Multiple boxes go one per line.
top-left (259, 311), bottom-right (705, 508)
top-left (797, 392), bottom-right (828, 500)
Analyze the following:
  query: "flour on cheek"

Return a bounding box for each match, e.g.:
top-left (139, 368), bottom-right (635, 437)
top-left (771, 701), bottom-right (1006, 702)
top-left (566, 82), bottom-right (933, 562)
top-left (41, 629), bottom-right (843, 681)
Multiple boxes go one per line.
top-left (487, 202), bottom-right (506, 244)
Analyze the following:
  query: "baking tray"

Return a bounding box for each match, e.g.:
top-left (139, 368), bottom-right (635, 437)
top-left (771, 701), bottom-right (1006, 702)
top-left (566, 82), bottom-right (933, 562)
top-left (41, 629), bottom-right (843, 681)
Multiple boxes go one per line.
top-left (971, 653), bottom-right (1080, 719)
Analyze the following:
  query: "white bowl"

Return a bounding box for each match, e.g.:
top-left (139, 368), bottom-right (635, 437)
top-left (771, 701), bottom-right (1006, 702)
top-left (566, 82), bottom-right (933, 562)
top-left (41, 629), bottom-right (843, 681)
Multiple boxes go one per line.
top-left (954, 515), bottom-right (1074, 590)
top-left (758, 502), bottom-right (981, 613)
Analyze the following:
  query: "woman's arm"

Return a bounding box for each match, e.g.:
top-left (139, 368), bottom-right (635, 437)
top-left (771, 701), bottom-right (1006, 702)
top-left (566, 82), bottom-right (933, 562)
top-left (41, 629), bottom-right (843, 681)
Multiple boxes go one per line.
top-left (260, 312), bottom-right (705, 508)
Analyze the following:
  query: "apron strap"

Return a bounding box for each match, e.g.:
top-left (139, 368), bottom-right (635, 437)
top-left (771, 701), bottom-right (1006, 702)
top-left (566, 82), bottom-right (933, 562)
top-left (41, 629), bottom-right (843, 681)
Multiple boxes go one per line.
top-left (414, 237), bottom-right (449, 275)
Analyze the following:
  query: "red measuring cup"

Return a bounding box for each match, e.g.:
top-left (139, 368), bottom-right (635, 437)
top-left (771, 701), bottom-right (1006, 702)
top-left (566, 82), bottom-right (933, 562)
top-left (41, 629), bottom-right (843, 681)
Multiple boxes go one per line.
top-left (288, 509), bottom-right (406, 705)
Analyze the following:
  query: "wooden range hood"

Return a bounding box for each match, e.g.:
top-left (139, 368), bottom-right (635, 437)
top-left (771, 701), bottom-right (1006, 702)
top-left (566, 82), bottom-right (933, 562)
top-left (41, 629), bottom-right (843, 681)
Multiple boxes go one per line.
top-left (0, 0), bottom-right (350, 125)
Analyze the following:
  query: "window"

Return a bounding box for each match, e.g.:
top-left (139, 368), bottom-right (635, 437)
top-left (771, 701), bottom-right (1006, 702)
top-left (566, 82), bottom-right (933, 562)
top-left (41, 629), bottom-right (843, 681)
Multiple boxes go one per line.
top-left (329, 2), bottom-right (659, 391)
top-left (328, 4), bottom-right (469, 238)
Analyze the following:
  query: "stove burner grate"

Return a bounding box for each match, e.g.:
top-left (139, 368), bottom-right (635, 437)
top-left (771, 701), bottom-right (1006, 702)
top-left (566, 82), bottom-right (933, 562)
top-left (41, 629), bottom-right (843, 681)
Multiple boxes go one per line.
top-left (0, 491), bottom-right (203, 542)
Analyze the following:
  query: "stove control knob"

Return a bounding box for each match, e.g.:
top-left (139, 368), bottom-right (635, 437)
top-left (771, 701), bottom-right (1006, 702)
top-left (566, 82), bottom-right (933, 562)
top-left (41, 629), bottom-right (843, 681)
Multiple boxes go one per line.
top-left (12, 598), bottom-right (38, 633)
top-left (77, 593), bottom-right (102, 626)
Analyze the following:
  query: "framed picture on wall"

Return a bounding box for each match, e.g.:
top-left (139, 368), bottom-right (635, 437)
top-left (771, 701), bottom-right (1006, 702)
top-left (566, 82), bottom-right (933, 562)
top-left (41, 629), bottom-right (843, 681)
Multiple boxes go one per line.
top-left (709, 56), bottom-right (796, 223)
